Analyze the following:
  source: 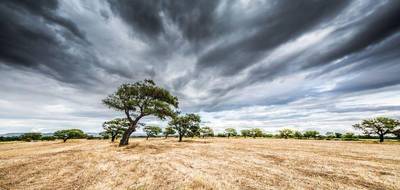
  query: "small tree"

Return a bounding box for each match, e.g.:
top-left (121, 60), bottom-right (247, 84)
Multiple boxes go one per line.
top-left (143, 125), bottom-right (162, 140)
top-left (342, 132), bottom-right (356, 140)
top-left (303, 130), bottom-right (319, 139)
top-left (103, 79), bottom-right (178, 146)
top-left (335, 132), bottom-right (342, 138)
top-left (224, 128), bottom-right (237, 138)
top-left (279, 128), bottom-right (294, 139)
top-left (293, 131), bottom-right (303, 139)
top-left (240, 129), bottom-right (250, 138)
top-left (200, 126), bottom-right (214, 138)
top-left (325, 132), bottom-right (335, 139)
top-left (163, 126), bottom-right (176, 139)
top-left (249, 128), bottom-right (263, 138)
top-left (54, 129), bottom-right (86, 142)
top-left (169, 113), bottom-right (201, 142)
top-left (353, 117), bottom-right (400, 142)
top-left (102, 118), bottom-right (130, 142)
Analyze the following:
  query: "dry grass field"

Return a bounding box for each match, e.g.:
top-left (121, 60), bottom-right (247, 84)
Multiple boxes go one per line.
top-left (0, 138), bottom-right (399, 190)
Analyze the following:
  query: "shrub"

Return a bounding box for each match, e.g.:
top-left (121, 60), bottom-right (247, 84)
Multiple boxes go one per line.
top-left (40, 136), bottom-right (56, 141)
top-left (20, 133), bottom-right (42, 142)
top-left (279, 128), bottom-right (294, 139)
top-left (293, 131), bottom-right (303, 139)
top-left (217, 133), bottom-right (226, 137)
top-left (303, 130), bottom-right (319, 139)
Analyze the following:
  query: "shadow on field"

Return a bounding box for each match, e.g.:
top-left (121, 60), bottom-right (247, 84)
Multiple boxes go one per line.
top-left (115, 139), bottom-right (212, 154)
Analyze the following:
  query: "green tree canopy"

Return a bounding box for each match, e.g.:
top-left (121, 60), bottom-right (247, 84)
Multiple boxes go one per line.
top-left (279, 128), bottom-right (294, 139)
top-left (240, 129), bottom-right (250, 138)
top-left (303, 130), bottom-right (319, 139)
top-left (54, 129), bottom-right (86, 142)
top-left (143, 125), bottom-right (162, 140)
top-left (103, 79), bottom-right (179, 146)
top-left (200, 126), bottom-right (214, 138)
top-left (249, 128), bottom-right (263, 138)
top-left (353, 117), bottom-right (400, 142)
top-left (169, 113), bottom-right (201, 142)
top-left (224, 128), bottom-right (237, 138)
top-left (163, 126), bottom-right (176, 139)
top-left (102, 118), bottom-right (130, 142)
top-left (293, 131), bottom-right (303, 139)
top-left (20, 133), bottom-right (42, 141)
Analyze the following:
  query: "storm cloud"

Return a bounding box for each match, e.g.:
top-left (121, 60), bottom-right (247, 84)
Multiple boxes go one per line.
top-left (0, 0), bottom-right (399, 134)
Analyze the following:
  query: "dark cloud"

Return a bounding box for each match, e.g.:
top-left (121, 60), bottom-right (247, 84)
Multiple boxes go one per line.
top-left (1, 0), bottom-right (400, 133)
top-left (196, 0), bottom-right (350, 75)
top-left (0, 0), bottom-right (98, 86)
top-left (303, 0), bottom-right (400, 69)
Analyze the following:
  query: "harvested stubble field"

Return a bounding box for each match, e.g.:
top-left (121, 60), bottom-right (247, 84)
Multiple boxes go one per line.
top-left (0, 138), bottom-right (399, 190)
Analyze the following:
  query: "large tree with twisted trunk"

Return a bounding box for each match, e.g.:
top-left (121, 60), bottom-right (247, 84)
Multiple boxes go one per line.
top-left (103, 79), bottom-right (178, 146)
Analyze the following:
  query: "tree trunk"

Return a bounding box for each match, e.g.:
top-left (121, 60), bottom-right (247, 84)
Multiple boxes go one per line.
top-left (111, 135), bottom-right (116, 142)
top-left (63, 137), bottom-right (68, 143)
top-left (119, 126), bottom-right (135, 146)
top-left (165, 134), bottom-right (168, 139)
top-left (379, 134), bottom-right (384, 142)
top-left (179, 134), bottom-right (183, 142)
top-left (146, 136), bottom-right (149, 140)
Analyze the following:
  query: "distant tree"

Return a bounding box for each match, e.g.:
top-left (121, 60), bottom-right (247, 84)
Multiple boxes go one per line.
top-left (262, 132), bottom-right (273, 138)
top-left (240, 129), bottom-right (250, 138)
top-left (102, 118), bottom-right (130, 142)
top-left (325, 132), bottom-right (335, 139)
top-left (163, 126), bottom-right (176, 139)
top-left (279, 128), bottom-right (294, 139)
top-left (335, 132), bottom-right (342, 138)
top-left (54, 129), bottom-right (86, 142)
top-left (143, 125), bottom-right (162, 140)
top-left (103, 79), bottom-right (178, 146)
top-left (200, 126), bottom-right (214, 138)
top-left (293, 131), bottom-right (303, 139)
top-left (303, 130), bottom-right (319, 139)
top-left (40, 136), bottom-right (56, 141)
top-left (20, 133), bottom-right (42, 141)
top-left (224, 128), bottom-right (237, 138)
top-left (342, 132), bottom-right (355, 139)
top-left (353, 117), bottom-right (400, 142)
top-left (249, 128), bottom-right (263, 138)
top-left (169, 113), bottom-right (201, 142)
top-left (99, 131), bottom-right (110, 139)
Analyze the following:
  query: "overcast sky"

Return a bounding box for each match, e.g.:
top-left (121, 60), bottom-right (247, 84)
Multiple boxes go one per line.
top-left (1, 0), bottom-right (400, 134)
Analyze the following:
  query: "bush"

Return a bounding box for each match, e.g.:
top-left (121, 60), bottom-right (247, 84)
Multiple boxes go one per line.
top-left (20, 133), bottom-right (42, 142)
top-left (303, 130), bottom-right (319, 139)
top-left (0, 136), bottom-right (21, 141)
top-left (217, 133), bottom-right (226, 137)
top-left (342, 132), bottom-right (358, 141)
top-left (86, 135), bottom-right (102, 140)
top-left (262, 133), bottom-right (273, 138)
top-left (40, 136), bottom-right (56, 141)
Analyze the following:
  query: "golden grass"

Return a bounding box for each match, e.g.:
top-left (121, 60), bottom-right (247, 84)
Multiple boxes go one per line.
top-left (1, 138), bottom-right (399, 190)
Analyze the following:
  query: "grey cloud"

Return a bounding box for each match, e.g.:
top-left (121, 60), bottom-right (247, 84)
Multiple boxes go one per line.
top-left (1, 0), bottom-right (400, 133)
top-left (0, 0), bottom-right (99, 86)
